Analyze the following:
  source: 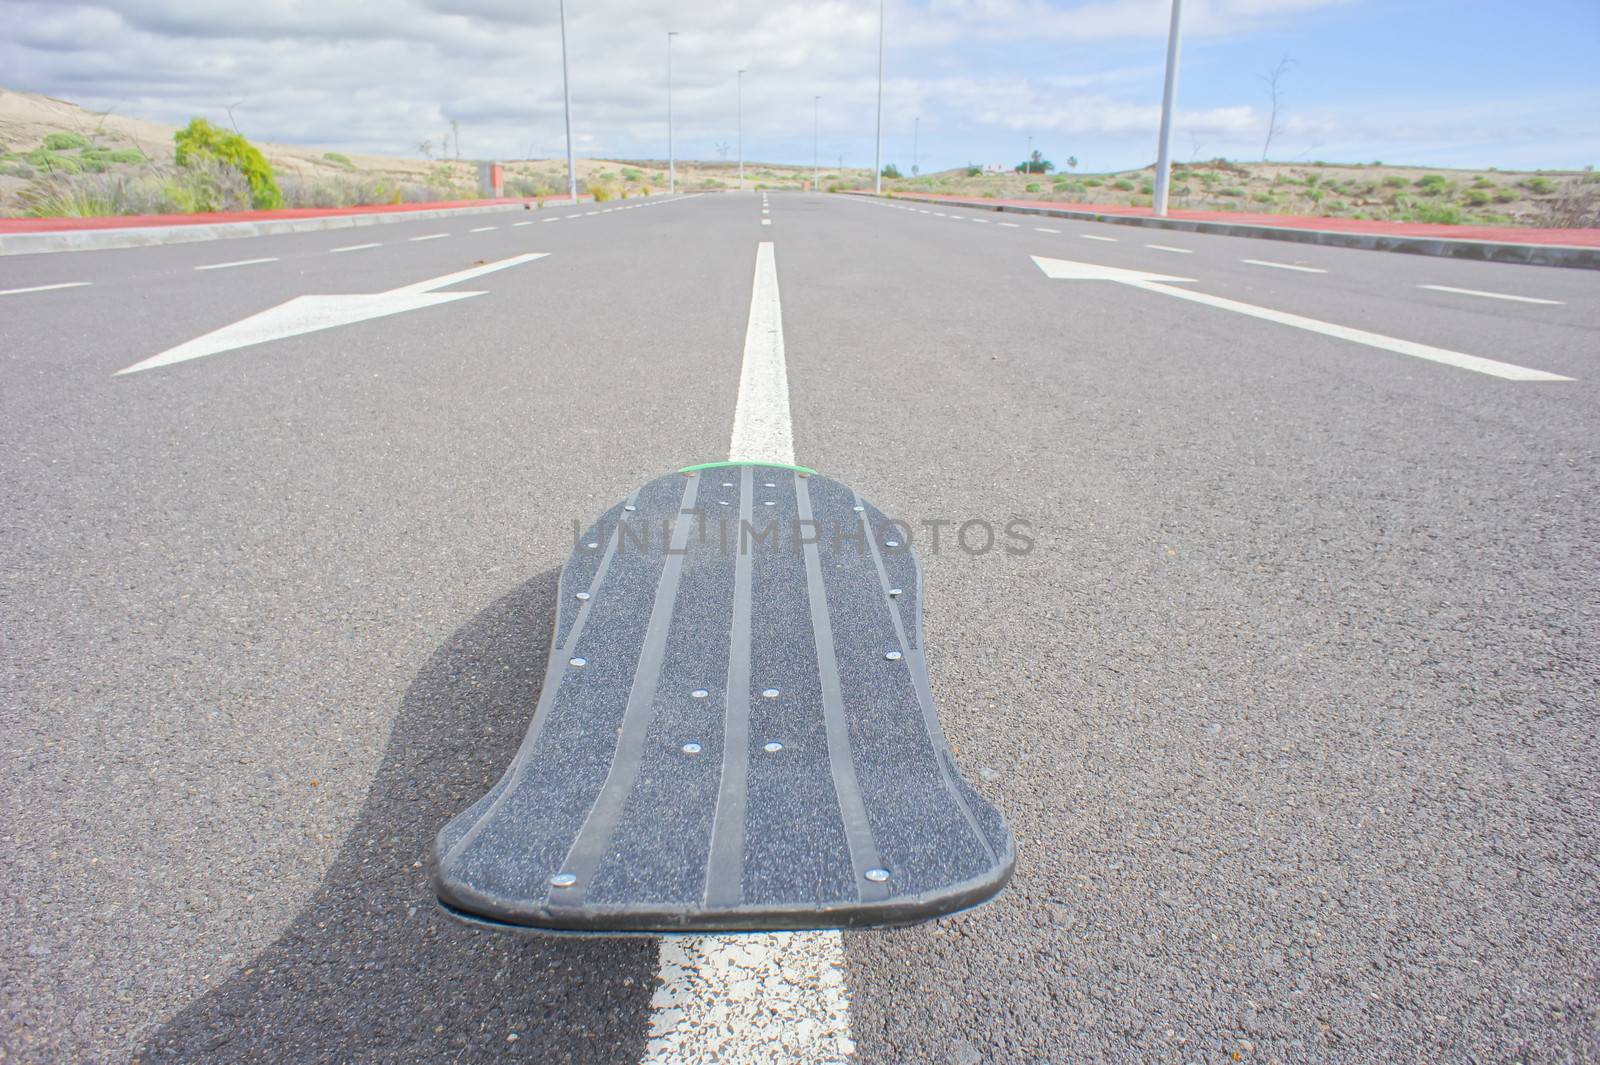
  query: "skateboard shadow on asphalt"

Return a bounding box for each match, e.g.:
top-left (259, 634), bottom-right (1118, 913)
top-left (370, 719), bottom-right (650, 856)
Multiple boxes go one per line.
top-left (141, 571), bottom-right (659, 1064)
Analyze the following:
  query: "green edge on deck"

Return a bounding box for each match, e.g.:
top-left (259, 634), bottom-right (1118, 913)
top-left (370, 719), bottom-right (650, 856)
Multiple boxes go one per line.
top-left (679, 460), bottom-right (819, 475)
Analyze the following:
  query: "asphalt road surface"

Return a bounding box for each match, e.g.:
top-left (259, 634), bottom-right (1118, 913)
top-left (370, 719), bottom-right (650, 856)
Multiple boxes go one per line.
top-left (2, 192), bottom-right (1597, 1064)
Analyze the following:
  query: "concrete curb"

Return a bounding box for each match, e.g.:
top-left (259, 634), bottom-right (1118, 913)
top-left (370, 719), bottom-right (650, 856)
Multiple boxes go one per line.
top-left (0, 199), bottom-right (564, 256)
top-left (855, 193), bottom-right (1600, 270)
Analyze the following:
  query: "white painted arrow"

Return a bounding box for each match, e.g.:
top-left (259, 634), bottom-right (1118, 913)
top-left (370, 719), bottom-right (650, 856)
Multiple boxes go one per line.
top-left (117, 252), bottom-right (548, 375)
top-left (1031, 254), bottom-right (1571, 382)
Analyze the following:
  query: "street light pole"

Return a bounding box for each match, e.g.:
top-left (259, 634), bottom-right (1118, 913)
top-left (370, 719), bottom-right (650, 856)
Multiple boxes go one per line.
top-left (812, 95), bottom-right (820, 190)
top-left (558, 0), bottom-right (577, 203)
top-left (1153, 0), bottom-right (1184, 217)
top-left (873, 0), bottom-right (884, 193)
top-left (737, 68), bottom-right (746, 193)
top-left (667, 30), bottom-right (677, 195)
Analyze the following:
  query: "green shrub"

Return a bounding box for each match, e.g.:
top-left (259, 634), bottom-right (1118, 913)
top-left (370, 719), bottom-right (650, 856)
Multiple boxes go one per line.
top-left (1415, 174), bottom-right (1450, 194)
top-left (882, 163), bottom-right (902, 179)
top-left (1472, 176), bottom-right (1496, 189)
top-left (588, 182), bottom-right (612, 202)
top-left (1520, 175), bottom-right (1555, 194)
top-left (1382, 175), bottom-right (1407, 188)
top-left (621, 167), bottom-right (644, 181)
top-left (1464, 189), bottom-right (1490, 207)
top-left (1083, 178), bottom-right (1103, 187)
top-left (1495, 188), bottom-right (1518, 203)
top-left (981, 190), bottom-right (997, 198)
top-left (24, 149), bottom-right (83, 174)
top-left (965, 165), bottom-right (982, 177)
top-left (1252, 191), bottom-right (1274, 203)
top-left (174, 118), bottom-right (282, 209)
top-left (322, 151), bottom-right (354, 168)
top-left (43, 132), bottom-right (90, 151)
top-left (77, 147), bottom-right (146, 172)
top-left (1139, 182), bottom-right (1153, 194)
top-left (1112, 178), bottom-right (1134, 191)
top-left (1025, 182), bottom-right (1040, 192)
top-left (1217, 186), bottom-right (1245, 197)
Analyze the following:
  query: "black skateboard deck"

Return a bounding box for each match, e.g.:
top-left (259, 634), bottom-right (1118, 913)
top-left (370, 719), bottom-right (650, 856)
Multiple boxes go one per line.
top-left (432, 463), bottom-right (1014, 933)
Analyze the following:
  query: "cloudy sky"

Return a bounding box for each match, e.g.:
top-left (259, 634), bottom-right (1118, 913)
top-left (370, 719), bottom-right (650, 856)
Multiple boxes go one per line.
top-left (4, 0), bottom-right (1598, 172)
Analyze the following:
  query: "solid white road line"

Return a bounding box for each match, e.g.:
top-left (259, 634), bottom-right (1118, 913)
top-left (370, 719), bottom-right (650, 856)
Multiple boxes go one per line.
top-left (0, 281), bottom-right (91, 296)
top-left (1028, 254), bottom-right (1570, 382)
top-left (1034, 227), bottom-right (1061, 234)
top-left (1418, 284), bottom-right (1564, 305)
top-left (1242, 258), bottom-right (1327, 273)
top-left (1146, 244), bottom-right (1192, 254)
top-left (1080, 234), bottom-right (1117, 242)
top-left (118, 253), bottom-right (547, 375)
top-left (646, 241), bottom-right (853, 1064)
top-left (194, 257), bottom-right (278, 271)
top-left (329, 243), bottom-right (381, 253)
top-left (408, 233), bottom-right (448, 242)
top-left (469, 225), bottom-right (498, 232)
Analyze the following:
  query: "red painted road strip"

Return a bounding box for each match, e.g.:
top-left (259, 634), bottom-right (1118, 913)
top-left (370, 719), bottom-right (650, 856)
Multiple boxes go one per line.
top-left (0, 195), bottom-right (585, 234)
top-left (882, 191), bottom-right (1600, 248)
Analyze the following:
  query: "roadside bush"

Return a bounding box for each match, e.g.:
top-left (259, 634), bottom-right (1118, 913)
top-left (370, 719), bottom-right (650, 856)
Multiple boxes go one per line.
top-left (1025, 182), bottom-right (1040, 192)
top-left (322, 151), bottom-right (354, 168)
top-left (1139, 182), bottom-right (1153, 194)
top-left (1217, 186), bottom-right (1245, 197)
top-left (1464, 189), bottom-right (1490, 207)
top-left (19, 159), bottom-right (253, 216)
top-left (1495, 188), bottom-right (1518, 203)
top-left (1112, 178), bottom-right (1134, 191)
top-left (1415, 174), bottom-right (1450, 194)
top-left (24, 149), bottom-right (83, 174)
top-left (965, 165), bottom-right (982, 177)
top-left (1252, 191), bottom-right (1274, 203)
top-left (43, 132), bottom-right (90, 151)
top-left (79, 147), bottom-right (146, 172)
top-left (882, 163), bottom-right (902, 178)
top-left (174, 118), bottom-right (282, 208)
top-left (1382, 175), bottom-right (1407, 188)
top-left (1082, 177), bottom-right (1102, 187)
top-left (588, 182), bottom-right (613, 202)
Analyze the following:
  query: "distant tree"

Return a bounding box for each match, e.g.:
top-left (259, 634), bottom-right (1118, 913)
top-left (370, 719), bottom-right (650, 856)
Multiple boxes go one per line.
top-left (418, 139), bottom-right (433, 159)
top-left (1015, 149), bottom-right (1055, 174)
top-left (881, 163), bottom-right (902, 178)
top-left (1259, 54), bottom-right (1294, 161)
top-left (714, 141), bottom-right (729, 160)
top-left (1066, 156), bottom-right (1078, 171)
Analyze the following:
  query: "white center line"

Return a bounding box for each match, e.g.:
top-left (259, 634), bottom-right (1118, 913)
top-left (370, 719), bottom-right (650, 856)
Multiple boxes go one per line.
top-left (0, 281), bottom-right (91, 296)
top-left (194, 257), bottom-right (278, 271)
top-left (971, 218), bottom-right (989, 223)
top-left (1080, 234), bottom-right (1117, 242)
top-left (469, 225), bottom-right (498, 232)
top-left (409, 233), bottom-right (448, 242)
top-left (1146, 243), bottom-right (1192, 254)
top-left (1242, 258), bottom-right (1327, 273)
top-left (761, 218), bottom-right (772, 225)
top-left (998, 222), bottom-right (1021, 228)
top-left (585, 211), bottom-right (601, 216)
top-left (1418, 284), bottom-right (1564, 305)
top-left (541, 217), bottom-right (560, 223)
top-left (512, 220), bottom-right (534, 226)
top-left (932, 212), bottom-right (947, 217)
top-left (329, 242), bottom-right (381, 254)
top-left (1034, 227), bottom-right (1061, 234)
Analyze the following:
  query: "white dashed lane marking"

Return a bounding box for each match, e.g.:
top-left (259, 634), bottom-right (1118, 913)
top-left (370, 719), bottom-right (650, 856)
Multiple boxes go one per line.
top-left (1418, 284), bottom-right (1564, 305)
top-left (1242, 258), bottom-right (1327, 273)
top-left (329, 243), bottom-right (381, 253)
top-left (409, 233), bottom-right (449, 242)
top-left (1080, 234), bottom-right (1117, 242)
top-left (0, 281), bottom-right (91, 296)
top-left (998, 222), bottom-right (1020, 228)
top-left (469, 225), bottom-right (498, 232)
top-left (1146, 243), bottom-right (1192, 254)
top-left (194, 257), bottom-right (278, 271)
